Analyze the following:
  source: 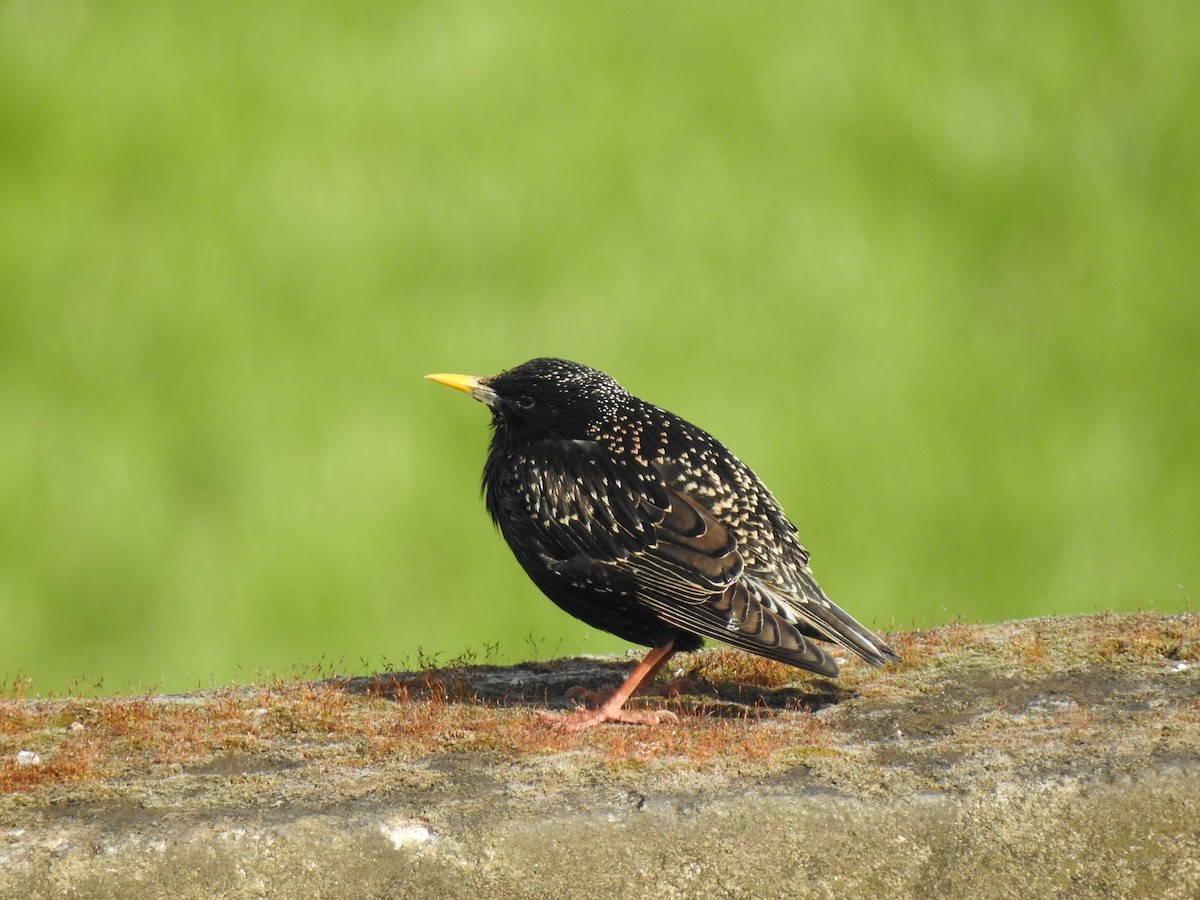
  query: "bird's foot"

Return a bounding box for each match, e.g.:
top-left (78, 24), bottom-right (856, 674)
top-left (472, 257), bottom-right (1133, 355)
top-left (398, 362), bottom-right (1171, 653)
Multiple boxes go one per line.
top-left (537, 641), bottom-right (683, 730)
top-left (537, 706), bottom-right (679, 732)
top-left (564, 685), bottom-right (609, 707)
top-left (565, 676), bottom-right (694, 708)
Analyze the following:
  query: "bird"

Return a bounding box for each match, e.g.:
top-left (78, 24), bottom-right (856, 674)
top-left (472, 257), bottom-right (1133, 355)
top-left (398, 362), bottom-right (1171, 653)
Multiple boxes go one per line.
top-left (426, 358), bottom-right (898, 729)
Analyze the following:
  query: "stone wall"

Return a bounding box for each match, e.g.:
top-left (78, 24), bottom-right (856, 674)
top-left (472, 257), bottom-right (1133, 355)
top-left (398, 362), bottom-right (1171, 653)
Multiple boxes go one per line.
top-left (3, 613), bottom-right (1198, 898)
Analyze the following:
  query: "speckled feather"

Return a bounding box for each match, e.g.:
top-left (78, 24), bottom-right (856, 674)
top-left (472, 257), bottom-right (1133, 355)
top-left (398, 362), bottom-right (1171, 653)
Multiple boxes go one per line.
top-left (469, 358), bottom-right (898, 678)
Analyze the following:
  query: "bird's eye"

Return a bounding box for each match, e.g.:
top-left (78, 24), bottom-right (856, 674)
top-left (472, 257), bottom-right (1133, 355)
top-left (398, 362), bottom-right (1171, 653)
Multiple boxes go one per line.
top-left (515, 395), bottom-right (535, 410)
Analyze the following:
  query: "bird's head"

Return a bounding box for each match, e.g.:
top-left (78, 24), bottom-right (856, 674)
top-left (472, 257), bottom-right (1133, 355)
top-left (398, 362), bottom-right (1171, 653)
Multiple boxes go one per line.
top-left (426, 358), bottom-right (625, 442)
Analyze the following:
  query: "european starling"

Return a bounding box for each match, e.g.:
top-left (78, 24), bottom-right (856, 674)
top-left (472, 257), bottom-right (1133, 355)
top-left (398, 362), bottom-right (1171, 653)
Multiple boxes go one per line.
top-left (427, 358), bottom-right (898, 729)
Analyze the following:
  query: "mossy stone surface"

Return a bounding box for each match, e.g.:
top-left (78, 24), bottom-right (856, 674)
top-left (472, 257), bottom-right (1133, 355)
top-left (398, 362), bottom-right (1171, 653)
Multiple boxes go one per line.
top-left (3, 613), bottom-right (1198, 898)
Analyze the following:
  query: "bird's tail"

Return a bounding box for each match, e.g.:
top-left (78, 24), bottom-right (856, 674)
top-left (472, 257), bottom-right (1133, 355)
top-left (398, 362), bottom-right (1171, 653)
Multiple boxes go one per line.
top-left (773, 574), bottom-right (900, 668)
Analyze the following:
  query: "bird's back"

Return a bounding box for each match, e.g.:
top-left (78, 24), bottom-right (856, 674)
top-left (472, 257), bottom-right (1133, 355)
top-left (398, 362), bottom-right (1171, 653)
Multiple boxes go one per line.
top-left (485, 389), bottom-right (898, 676)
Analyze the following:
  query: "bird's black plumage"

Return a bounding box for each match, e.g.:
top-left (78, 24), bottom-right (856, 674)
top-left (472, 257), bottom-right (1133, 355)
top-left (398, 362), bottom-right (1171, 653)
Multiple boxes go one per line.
top-left (428, 358), bottom-right (899, 687)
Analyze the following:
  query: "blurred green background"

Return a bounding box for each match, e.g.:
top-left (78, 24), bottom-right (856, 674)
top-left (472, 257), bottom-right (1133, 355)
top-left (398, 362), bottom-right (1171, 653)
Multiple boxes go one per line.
top-left (2, 2), bottom-right (1197, 695)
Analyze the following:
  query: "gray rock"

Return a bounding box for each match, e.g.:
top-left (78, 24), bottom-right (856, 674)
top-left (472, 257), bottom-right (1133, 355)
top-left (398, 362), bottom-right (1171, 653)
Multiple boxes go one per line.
top-left (2, 613), bottom-right (1198, 898)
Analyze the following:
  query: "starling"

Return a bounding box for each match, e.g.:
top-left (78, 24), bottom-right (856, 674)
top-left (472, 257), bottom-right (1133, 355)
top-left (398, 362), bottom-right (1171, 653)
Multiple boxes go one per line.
top-left (426, 358), bottom-right (898, 729)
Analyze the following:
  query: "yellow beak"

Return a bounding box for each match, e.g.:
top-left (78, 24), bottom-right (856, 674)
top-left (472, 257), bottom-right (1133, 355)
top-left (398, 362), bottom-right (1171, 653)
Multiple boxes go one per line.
top-left (424, 372), bottom-right (483, 395)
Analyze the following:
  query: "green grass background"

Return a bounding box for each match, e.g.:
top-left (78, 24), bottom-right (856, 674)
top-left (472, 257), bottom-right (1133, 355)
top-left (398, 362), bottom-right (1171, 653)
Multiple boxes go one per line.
top-left (2, 2), bottom-right (1197, 694)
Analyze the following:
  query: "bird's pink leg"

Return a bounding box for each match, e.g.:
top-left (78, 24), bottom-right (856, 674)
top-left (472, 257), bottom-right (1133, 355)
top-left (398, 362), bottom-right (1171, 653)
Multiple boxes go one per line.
top-left (539, 638), bottom-right (679, 730)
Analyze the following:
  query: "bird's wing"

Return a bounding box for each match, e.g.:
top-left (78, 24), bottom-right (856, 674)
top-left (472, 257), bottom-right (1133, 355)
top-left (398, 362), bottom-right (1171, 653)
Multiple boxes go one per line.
top-left (521, 442), bottom-right (865, 676)
top-left (652, 457), bottom-right (900, 670)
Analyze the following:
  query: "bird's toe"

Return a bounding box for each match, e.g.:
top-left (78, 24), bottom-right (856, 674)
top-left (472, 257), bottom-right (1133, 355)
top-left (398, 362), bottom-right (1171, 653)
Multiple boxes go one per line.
top-left (536, 705), bottom-right (678, 731)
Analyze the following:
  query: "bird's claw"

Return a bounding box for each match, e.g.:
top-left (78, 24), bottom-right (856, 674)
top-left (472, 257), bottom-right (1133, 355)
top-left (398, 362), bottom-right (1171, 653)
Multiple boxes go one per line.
top-left (564, 685), bottom-right (607, 706)
top-left (565, 677), bottom-right (693, 709)
top-left (537, 706), bottom-right (679, 732)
